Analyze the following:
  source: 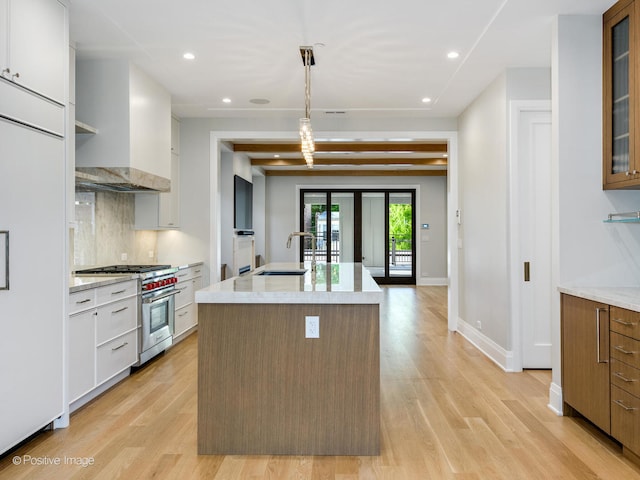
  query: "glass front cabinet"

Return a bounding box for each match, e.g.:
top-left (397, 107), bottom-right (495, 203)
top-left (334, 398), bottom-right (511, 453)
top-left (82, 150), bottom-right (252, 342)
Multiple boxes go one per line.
top-left (604, 0), bottom-right (640, 188)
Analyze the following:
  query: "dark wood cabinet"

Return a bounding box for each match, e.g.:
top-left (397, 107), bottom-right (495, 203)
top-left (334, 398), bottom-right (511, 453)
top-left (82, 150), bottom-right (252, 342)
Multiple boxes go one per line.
top-left (603, 0), bottom-right (640, 188)
top-left (561, 294), bottom-right (611, 434)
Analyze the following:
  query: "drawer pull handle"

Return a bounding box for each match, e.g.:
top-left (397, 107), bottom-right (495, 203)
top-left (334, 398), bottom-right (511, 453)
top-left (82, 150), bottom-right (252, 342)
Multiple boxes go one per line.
top-left (111, 342), bottom-right (128, 351)
top-left (596, 308), bottom-right (609, 364)
top-left (178, 273), bottom-right (188, 278)
top-left (111, 289), bottom-right (126, 295)
top-left (613, 372), bottom-right (638, 383)
top-left (614, 399), bottom-right (637, 412)
top-left (179, 311), bottom-right (188, 317)
top-left (614, 346), bottom-right (636, 355)
top-left (613, 318), bottom-right (638, 327)
top-left (112, 306), bottom-right (128, 314)
top-left (76, 298), bottom-right (92, 304)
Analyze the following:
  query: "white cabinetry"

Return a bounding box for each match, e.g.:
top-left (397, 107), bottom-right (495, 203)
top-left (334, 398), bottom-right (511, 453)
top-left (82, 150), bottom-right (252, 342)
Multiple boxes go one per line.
top-left (75, 59), bottom-right (171, 179)
top-left (135, 116), bottom-right (180, 229)
top-left (68, 280), bottom-right (138, 409)
top-left (0, 0), bottom-right (66, 103)
top-left (173, 264), bottom-right (203, 342)
top-left (0, 0), bottom-right (67, 455)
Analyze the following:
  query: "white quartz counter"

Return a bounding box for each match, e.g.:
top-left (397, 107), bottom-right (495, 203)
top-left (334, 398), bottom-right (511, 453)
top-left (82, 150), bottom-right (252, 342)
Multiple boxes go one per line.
top-left (559, 286), bottom-right (640, 312)
top-left (70, 274), bottom-right (137, 293)
top-left (196, 262), bottom-right (382, 304)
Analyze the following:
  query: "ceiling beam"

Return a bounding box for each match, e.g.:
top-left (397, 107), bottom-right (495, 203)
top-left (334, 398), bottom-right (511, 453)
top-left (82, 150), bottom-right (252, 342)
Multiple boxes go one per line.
top-left (251, 157), bottom-right (448, 167)
top-left (263, 169), bottom-right (447, 177)
top-left (234, 142), bottom-right (448, 153)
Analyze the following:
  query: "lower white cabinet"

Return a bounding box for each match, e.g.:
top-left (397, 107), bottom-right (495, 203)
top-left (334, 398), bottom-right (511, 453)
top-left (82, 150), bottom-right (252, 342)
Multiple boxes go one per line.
top-left (68, 309), bottom-right (96, 405)
top-left (173, 264), bottom-right (203, 341)
top-left (68, 279), bottom-right (138, 406)
top-left (96, 330), bottom-right (137, 385)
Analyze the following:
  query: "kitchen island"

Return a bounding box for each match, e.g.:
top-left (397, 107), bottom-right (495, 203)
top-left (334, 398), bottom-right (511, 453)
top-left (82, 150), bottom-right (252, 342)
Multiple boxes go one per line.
top-left (195, 262), bottom-right (383, 456)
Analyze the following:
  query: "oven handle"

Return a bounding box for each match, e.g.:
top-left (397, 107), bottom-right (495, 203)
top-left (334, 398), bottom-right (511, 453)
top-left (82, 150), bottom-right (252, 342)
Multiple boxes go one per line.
top-left (142, 290), bottom-right (179, 304)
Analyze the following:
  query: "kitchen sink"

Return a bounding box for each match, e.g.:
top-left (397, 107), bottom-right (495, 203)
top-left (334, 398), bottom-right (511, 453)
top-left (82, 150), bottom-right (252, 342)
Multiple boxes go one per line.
top-left (256, 269), bottom-right (307, 276)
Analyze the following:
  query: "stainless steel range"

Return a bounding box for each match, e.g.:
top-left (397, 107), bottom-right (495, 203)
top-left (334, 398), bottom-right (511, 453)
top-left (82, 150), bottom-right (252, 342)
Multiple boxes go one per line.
top-left (75, 264), bottom-right (179, 365)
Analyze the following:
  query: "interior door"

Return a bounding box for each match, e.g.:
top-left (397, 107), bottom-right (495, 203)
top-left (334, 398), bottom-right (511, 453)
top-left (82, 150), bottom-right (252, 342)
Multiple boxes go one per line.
top-left (518, 108), bottom-right (552, 368)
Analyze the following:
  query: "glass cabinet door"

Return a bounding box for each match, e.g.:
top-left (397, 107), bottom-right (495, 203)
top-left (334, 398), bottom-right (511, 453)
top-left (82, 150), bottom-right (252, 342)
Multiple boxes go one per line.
top-left (604, 2), bottom-right (637, 187)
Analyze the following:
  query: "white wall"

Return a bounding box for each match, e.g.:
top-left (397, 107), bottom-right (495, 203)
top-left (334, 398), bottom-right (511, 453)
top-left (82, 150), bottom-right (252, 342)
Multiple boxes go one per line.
top-left (458, 73), bottom-right (510, 348)
top-left (457, 67), bottom-right (552, 355)
top-left (264, 175), bottom-right (448, 282)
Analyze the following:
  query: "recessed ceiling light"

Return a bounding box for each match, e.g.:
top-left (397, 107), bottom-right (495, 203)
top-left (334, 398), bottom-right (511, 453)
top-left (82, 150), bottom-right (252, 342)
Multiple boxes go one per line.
top-left (447, 51), bottom-right (460, 59)
top-left (222, 98), bottom-right (232, 104)
top-left (183, 52), bottom-right (195, 60)
top-left (422, 97), bottom-right (432, 104)
top-left (274, 154), bottom-right (280, 158)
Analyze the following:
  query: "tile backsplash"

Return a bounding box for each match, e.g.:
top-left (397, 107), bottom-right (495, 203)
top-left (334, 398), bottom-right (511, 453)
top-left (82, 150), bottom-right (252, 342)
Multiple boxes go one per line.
top-left (74, 191), bottom-right (158, 268)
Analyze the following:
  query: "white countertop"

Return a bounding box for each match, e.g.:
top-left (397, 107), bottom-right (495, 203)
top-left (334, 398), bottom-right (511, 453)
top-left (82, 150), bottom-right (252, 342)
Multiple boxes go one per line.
top-left (559, 286), bottom-right (640, 312)
top-left (196, 262), bottom-right (382, 305)
top-left (70, 274), bottom-right (138, 293)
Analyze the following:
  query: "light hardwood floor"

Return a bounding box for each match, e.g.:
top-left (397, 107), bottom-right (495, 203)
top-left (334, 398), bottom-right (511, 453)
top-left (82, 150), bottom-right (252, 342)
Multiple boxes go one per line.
top-left (2, 286), bottom-right (640, 479)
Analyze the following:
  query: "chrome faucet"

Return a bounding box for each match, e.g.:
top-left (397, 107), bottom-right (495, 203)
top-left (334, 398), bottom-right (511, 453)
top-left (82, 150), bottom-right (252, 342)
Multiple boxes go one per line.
top-left (287, 232), bottom-right (317, 271)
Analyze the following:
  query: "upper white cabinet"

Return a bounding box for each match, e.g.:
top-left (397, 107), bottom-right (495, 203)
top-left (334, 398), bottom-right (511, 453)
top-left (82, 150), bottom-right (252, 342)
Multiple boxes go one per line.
top-left (171, 115), bottom-right (180, 155)
top-left (75, 59), bottom-right (171, 180)
top-left (0, 0), bottom-right (66, 104)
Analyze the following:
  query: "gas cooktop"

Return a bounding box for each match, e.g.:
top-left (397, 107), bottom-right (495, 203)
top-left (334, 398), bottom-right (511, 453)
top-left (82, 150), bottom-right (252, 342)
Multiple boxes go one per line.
top-left (75, 265), bottom-right (172, 274)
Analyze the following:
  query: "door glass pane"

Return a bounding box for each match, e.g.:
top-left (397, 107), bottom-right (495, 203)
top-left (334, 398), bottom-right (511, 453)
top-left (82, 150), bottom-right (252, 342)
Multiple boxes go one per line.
top-left (361, 193), bottom-right (385, 276)
top-left (302, 192), bottom-right (327, 263)
top-left (389, 192), bottom-right (413, 277)
top-left (331, 192), bottom-right (354, 262)
top-left (612, 16), bottom-right (630, 174)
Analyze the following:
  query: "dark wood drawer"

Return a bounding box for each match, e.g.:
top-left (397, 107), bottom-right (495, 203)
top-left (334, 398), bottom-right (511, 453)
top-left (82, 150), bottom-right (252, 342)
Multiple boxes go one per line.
top-left (611, 385), bottom-right (640, 456)
top-left (611, 332), bottom-right (640, 369)
top-left (611, 306), bottom-right (640, 340)
top-left (611, 358), bottom-right (640, 397)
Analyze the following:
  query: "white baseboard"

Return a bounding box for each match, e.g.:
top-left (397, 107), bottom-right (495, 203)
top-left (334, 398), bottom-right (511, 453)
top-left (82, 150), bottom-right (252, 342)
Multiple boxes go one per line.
top-left (548, 382), bottom-right (563, 416)
top-left (456, 318), bottom-right (516, 372)
top-left (417, 277), bottom-right (448, 286)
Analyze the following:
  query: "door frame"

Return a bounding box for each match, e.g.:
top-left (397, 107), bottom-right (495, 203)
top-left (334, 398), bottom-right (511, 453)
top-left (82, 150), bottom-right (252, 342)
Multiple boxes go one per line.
top-left (298, 188), bottom-right (417, 284)
top-left (508, 100), bottom-right (552, 372)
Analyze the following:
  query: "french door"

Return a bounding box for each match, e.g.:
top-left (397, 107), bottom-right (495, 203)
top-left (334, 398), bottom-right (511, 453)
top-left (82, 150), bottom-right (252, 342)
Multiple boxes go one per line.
top-left (300, 189), bottom-right (416, 284)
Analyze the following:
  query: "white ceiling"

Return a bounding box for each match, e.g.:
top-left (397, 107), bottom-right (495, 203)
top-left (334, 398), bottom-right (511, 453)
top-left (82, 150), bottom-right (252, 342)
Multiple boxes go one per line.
top-left (68, 0), bottom-right (615, 121)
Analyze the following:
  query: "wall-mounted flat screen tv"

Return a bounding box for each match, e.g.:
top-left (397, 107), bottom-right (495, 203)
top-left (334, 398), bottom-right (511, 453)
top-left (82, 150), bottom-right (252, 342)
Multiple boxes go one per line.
top-left (234, 175), bottom-right (253, 230)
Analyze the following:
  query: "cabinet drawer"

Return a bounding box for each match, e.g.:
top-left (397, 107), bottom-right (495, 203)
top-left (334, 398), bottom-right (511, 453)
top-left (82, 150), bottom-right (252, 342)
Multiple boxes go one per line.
top-left (611, 385), bottom-right (640, 456)
top-left (96, 330), bottom-right (137, 385)
top-left (0, 77), bottom-right (64, 135)
top-left (96, 296), bottom-right (138, 345)
top-left (69, 289), bottom-right (96, 314)
top-left (611, 332), bottom-right (640, 369)
top-left (96, 280), bottom-right (137, 305)
top-left (174, 303), bottom-right (195, 337)
top-left (611, 306), bottom-right (640, 339)
top-left (174, 280), bottom-right (194, 310)
top-left (611, 358), bottom-right (640, 397)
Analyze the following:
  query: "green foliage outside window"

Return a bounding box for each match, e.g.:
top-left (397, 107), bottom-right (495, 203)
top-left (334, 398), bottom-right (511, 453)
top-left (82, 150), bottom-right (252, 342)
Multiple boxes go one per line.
top-left (389, 204), bottom-right (412, 250)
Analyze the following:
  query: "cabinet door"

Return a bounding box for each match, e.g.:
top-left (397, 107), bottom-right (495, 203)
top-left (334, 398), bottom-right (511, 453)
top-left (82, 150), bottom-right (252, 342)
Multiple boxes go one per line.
top-left (561, 294), bottom-right (611, 433)
top-left (8, 0), bottom-right (66, 103)
top-left (604, 0), bottom-right (638, 187)
top-left (0, 0), bottom-right (7, 73)
top-left (158, 152), bottom-right (180, 227)
top-left (69, 310), bottom-right (96, 402)
top-left (0, 119), bottom-right (65, 454)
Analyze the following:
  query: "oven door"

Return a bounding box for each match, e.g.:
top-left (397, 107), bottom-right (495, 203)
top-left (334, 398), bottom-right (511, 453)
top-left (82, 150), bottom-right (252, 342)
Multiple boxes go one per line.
top-left (141, 289), bottom-right (176, 353)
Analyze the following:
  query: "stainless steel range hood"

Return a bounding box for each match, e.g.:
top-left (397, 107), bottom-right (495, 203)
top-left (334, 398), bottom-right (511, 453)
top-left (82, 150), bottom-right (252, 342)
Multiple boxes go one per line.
top-left (75, 167), bottom-right (170, 193)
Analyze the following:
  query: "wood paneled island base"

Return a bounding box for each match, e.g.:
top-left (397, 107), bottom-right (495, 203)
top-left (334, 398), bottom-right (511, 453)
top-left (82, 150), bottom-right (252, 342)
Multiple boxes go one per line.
top-left (197, 302), bottom-right (380, 456)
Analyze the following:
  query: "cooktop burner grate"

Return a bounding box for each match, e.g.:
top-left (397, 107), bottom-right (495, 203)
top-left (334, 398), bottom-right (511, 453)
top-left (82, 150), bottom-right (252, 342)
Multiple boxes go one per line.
top-left (75, 265), bottom-right (172, 274)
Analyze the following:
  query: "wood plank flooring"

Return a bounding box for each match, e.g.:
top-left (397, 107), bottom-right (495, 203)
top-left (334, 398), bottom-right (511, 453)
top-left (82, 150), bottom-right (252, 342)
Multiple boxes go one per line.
top-left (1, 286), bottom-right (640, 479)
